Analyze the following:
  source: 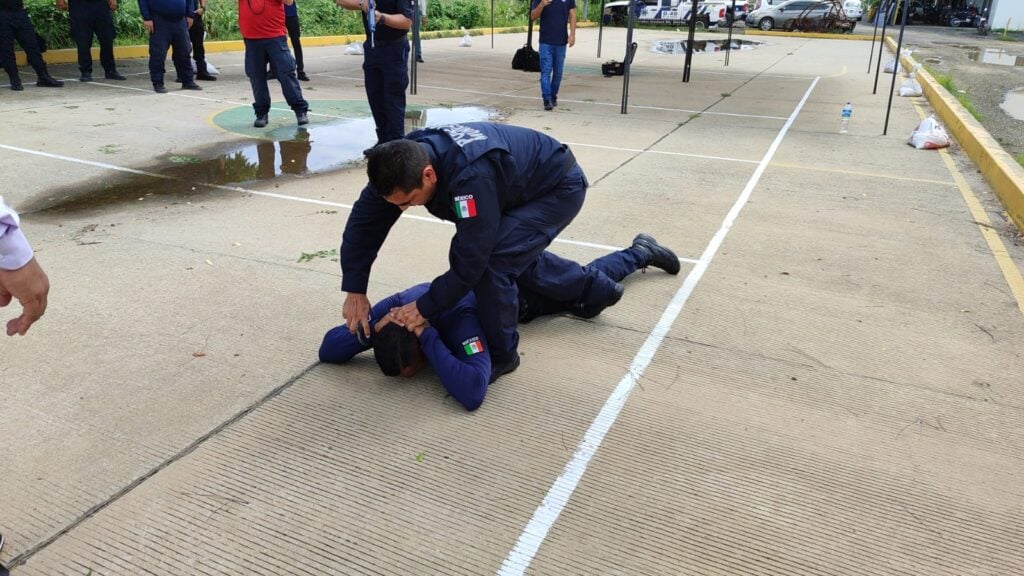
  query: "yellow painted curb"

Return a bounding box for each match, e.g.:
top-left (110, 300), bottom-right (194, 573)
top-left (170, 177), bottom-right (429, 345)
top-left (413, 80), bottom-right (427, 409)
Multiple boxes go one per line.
top-left (886, 36), bottom-right (1024, 232)
top-left (15, 23), bottom-right (590, 66)
top-left (745, 29), bottom-right (874, 41)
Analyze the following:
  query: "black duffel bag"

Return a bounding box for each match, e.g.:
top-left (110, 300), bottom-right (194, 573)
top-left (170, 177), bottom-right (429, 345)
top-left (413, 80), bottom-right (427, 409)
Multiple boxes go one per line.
top-left (512, 12), bottom-right (541, 72)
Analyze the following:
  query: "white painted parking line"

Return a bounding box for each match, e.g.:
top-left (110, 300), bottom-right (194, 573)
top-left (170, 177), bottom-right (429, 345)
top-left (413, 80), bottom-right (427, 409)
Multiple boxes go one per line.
top-left (566, 141), bottom-right (760, 164)
top-left (0, 143), bottom-right (699, 264)
top-left (76, 81), bottom-right (362, 121)
top-left (497, 76), bottom-right (821, 576)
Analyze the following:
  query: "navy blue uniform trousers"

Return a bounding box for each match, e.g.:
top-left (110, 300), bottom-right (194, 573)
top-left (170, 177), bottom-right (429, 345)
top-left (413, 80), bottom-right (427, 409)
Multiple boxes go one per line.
top-left (475, 164), bottom-right (619, 366)
top-left (148, 15), bottom-right (193, 86)
top-left (362, 39), bottom-right (409, 145)
top-left (244, 36), bottom-right (308, 116)
top-left (69, 0), bottom-right (116, 75)
top-left (0, 10), bottom-right (46, 81)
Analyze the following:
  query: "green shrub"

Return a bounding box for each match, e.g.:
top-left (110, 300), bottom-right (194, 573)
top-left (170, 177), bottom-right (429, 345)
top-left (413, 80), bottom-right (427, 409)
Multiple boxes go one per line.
top-left (24, 0), bottom-right (532, 50)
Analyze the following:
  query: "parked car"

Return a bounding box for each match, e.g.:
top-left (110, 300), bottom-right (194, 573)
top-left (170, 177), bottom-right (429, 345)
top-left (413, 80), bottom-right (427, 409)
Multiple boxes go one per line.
top-left (843, 0), bottom-right (862, 21)
top-left (745, 0), bottom-right (855, 32)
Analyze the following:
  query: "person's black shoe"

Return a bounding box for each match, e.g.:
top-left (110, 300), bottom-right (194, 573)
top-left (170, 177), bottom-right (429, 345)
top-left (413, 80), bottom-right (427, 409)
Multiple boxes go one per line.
top-left (195, 72), bottom-right (217, 81)
top-left (573, 282), bottom-right (625, 319)
top-left (79, 74), bottom-right (93, 82)
top-left (632, 233), bottom-right (681, 275)
top-left (489, 354), bottom-right (521, 384)
top-left (296, 111), bottom-right (309, 126)
top-left (105, 71), bottom-right (127, 80)
top-left (174, 77), bottom-right (182, 83)
top-left (254, 114), bottom-right (269, 128)
top-left (543, 99), bottom-right (553, 111)
top-left (153, 84), bottom-right (168, 94)
top-left (416, 55), bottom-right (424, 63)
top-left (297, 71), bottom-right (310, 81)
top-left (551, 94), bottom-right (558, 107)
top-left (182, 82), bottom-right (202, 90)
top-left (10, 81), bottom-right (23, 91)
top-left (36, 75), bottom-right (64, 88)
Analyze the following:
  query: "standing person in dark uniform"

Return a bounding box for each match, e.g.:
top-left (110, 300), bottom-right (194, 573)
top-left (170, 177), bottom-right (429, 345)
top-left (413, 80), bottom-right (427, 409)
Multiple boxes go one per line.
top-left (138, 0), bottom-right (201, 93)
top-left (336, 0), bottom-right (413, 149)
top-left (239, 0), bottom-right (308, 128)
top-left (284, 0), bottom-right (309, 81)
top-left (338, 123), bottom-right (667, 383)
top-left (0, 0), bottom-right (64, 90)
top-left (56, 0), bottom-right (126, 82)
top-left (320, 237), bottom-right (681, 410)
top-left (187, 0), bottom-right (217, 81)
top-left (530, 0), bottom-right (576, 111)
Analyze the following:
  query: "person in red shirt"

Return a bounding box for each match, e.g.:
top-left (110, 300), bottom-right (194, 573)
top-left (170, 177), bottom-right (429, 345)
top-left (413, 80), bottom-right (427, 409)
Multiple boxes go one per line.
top-left (238, 0), bottom-right (309, 128)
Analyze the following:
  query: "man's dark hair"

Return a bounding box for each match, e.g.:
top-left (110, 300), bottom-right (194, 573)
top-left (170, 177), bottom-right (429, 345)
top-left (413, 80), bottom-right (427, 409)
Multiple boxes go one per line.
top-left (372, 323), bottom-right (421, 376)
top-left (366, 140), bottom-right (431, 198)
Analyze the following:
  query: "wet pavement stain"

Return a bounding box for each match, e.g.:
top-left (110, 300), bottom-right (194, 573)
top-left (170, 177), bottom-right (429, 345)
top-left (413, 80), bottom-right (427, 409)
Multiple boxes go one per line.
top-left (1001, 88), bottom-right (1024, 121)
top-left (650, 39), bottom-right (764, 55)
top-left (38, 105), bottom-right (499, 214)
top-left (965, 48), bottom-right (1024, 67)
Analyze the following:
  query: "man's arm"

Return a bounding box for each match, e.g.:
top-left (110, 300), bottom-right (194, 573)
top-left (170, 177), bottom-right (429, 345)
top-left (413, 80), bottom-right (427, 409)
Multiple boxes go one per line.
top-left (340, 184), bottom-right (402, 335)
top-left (417, 307), bottom-right (490, 410)
top-left (530, 0), bottom-right (550, 21)
top-left (137, 0), bottom-right (153, 31)
top-left (568, 5), bottom-right (576, 47)
top-left (0, 198), bottom-right (50, 336)
top-left (319, 290), bottom-right (407, 363)
top-left (414, 162), bottom-right (503, 319)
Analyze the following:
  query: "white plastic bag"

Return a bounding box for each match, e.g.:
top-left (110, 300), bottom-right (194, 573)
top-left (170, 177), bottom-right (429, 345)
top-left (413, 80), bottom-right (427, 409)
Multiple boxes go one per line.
top-left (459, 27), bottom-right (472, 47)
top-left (884, 58), bottom-right (897, 73)
top-left (192, 60), bottom-right (220, 75)
top-left (899, 77), bottom-right (922, 97)
top-left (344, 42), bottom-right (364, 55)
top-left (908, 115), bottom-right (951, 150)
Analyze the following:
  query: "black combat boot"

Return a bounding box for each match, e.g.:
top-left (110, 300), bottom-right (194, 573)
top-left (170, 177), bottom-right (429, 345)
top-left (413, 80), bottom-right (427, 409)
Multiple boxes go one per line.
top-left (36, 73), bottom-right (64, 88)
top-left (632, 233), bottom-right (681, 275)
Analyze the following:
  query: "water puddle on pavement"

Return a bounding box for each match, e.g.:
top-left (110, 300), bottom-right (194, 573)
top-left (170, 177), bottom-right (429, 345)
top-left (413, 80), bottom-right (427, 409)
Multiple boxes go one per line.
top-left (42, 106), bottom-right (498, 213)
top-left (650, 39), bottom-right (764, 55)
top-left (1001, 88), bottom-right (1024, 121)
top-left (965, 48), bottom-right (1024, 67)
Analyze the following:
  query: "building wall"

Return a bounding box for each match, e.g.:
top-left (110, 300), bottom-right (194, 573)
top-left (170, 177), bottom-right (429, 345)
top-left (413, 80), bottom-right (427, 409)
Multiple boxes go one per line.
top-left (990, 0), bottom-right (1024, 30)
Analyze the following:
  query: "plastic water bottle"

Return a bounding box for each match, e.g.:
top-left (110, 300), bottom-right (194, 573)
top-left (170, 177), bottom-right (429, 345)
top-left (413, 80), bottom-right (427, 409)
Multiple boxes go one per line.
top-left (840, 103), bottom-right (853, 134)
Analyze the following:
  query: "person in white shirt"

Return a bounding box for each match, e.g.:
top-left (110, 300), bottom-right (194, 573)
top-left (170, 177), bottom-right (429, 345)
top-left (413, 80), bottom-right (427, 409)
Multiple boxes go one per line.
top-left (0, 196), bottom-right (49, 336)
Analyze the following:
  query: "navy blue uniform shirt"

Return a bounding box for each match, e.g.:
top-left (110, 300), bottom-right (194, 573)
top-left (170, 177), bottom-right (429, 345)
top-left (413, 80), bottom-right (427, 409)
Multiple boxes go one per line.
top-left (319, 283), bottom-right (491, 411)
top-left (532, 0), bottom-right (575, 45)
top-left (362, 0), bottom-right (415, 43)
top-left (340, 122), bottom-right (576, 318)
top-left (138, 0), bottom-right (194, 19)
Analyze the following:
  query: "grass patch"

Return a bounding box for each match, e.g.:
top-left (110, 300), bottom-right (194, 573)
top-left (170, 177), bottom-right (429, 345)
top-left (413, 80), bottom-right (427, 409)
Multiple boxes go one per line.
top-left (923, 64), bottom-right (983, 121)
top-left (297, 249), bottom-right (338, 263)
top-left (1016, 153), bottom-right (1024, 168)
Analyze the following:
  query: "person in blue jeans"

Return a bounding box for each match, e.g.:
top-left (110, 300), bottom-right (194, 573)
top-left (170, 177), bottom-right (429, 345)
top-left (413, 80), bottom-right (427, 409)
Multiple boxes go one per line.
top-left (530, 0), bottom-right (575, 111)
top-left (320, 236), bottom-right (680, 411)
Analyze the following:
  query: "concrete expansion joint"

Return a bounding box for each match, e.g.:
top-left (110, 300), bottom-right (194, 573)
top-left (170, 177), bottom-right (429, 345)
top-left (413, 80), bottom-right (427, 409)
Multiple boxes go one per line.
top-left (2, 361), bottom-right (321, 571)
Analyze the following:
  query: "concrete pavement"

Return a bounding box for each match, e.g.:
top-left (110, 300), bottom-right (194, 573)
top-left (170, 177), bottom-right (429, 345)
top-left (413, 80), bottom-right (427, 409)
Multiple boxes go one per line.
top-left (2, 27), bottom-right (1023, 575)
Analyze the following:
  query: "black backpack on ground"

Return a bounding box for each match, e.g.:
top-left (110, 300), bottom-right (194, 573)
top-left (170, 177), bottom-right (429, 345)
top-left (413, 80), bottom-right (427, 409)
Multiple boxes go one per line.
top-left (512, 12), bottom-right (541, 72)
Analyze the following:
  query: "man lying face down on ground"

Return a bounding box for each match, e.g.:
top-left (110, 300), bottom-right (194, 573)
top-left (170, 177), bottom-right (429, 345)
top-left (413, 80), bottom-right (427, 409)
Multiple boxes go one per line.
top-left (320, 236), bottom-right (681, 410)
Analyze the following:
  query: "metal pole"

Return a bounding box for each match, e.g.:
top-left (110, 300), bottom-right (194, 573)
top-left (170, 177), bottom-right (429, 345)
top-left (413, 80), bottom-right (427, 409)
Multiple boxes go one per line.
top-left (725, 0), bottom-right (737, 67)
top-left (410, 0), bottom-right (418, 94)
top-left (867, 0), bottom-right (882, 73)
top-left (491, 0), bottom-right (495, 48)
top-left (883, 0), bottom-right (910, 135)
top-left (683, 0), bottom-right (701, 82)
top-left (621, 2), bottom-right (637, 113)
top-left (598, 0), bottom-right (607, 58)
top-left (873, 0), bottom-right (894, 94)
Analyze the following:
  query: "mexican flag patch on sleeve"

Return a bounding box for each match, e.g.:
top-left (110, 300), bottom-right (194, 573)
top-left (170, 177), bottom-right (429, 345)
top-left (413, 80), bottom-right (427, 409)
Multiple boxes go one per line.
top-left (462, 336), bottom-right (484, 355)
top-left (454, 195), bottom-right (477, 219)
